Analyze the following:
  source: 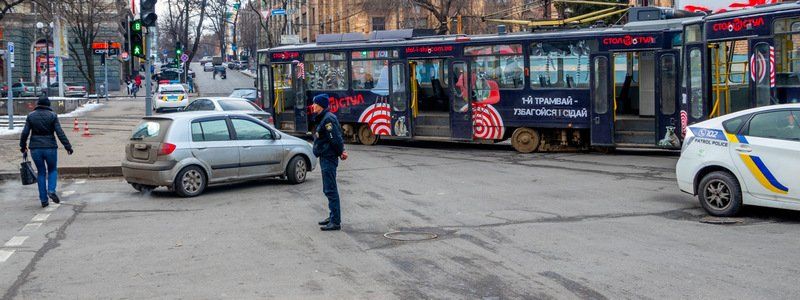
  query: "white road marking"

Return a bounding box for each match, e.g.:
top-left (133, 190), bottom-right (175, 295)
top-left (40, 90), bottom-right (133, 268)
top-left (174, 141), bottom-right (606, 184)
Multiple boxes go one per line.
top-left (0, 250), bottom-right (14, 262)
top-left (74, 179), bottom-right (86, 184)
top-left (62, 191), bottom-right (75, 197)
top-left (31, 214), bottom-right (50, 222)
top-left (4, 236), bottom-right (28, 247)
top-left (45, 203), bottom-right (60, 212)
top-left (21, 223), bottom-right (41, 232)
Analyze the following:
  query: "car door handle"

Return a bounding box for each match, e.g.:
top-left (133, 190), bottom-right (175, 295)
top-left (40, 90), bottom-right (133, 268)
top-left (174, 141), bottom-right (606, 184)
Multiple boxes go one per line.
top-left (735, 146), bottom-right (752, 153)
top-left (242, 146), bottom-right (252, 149)
top-left (196, 147), bottom-right (207, 151)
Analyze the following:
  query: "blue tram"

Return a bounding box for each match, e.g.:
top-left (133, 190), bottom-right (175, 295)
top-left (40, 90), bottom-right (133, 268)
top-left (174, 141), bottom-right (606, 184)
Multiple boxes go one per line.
top-left (255, 2), bottom-right (800, 152)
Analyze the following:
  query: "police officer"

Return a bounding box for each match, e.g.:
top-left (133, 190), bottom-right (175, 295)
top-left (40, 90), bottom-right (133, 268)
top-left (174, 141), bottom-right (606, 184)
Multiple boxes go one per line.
top-left (311, 94), bottom-right (348, 231)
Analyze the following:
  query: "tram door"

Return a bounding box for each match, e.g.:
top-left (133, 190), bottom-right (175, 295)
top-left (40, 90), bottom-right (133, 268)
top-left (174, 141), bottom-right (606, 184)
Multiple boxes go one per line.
top-left (590, 53), bottom-right (614, 146)
top-left (389, 61), bottom-right (412, 137)
top-left (259, 64), bottom-right (274, 123)
top-left (292, 62), bottom-right (309, 133)
top-left (271, 63), bottom-right (296, 131)
top-left (449, 60), bottom-right (473, 140)
top-left (654, 50), bottom-right (681, 148)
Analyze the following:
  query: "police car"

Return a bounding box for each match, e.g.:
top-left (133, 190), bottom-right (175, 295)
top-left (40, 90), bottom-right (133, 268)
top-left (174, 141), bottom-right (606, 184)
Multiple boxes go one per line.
top-left (154, 84), bottom-right (189, 113)
top-left (676, 104), bottom-right (800, 217)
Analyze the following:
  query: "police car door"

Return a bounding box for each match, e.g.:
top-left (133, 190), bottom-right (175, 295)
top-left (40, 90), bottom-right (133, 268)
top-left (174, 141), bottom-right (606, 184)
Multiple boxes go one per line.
top-left (729, 109), bottom-right (800, 202)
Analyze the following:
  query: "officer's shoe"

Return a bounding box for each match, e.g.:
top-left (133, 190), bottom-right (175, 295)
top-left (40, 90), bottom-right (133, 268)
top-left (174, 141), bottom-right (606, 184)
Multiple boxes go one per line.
top-left (48, 192), bottom-right (60, 204)
top-left (318, 218), bottom-right (330, 226)
top-left (41, 202), bottom-right (49, 208)
top-left (320, 223), bottom-right (341, 231)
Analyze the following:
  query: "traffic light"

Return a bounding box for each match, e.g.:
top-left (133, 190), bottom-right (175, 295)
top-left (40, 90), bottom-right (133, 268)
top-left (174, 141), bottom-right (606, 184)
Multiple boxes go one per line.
top-left (141, 0), bottom-right (158, 27)
top-left (130, 20), bottom-right (145, 58)
top-left (176, 41), bottom-right (183, 56)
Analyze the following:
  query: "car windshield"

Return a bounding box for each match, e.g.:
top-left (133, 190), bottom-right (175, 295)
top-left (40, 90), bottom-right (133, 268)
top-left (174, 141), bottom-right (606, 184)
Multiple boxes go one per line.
top-left (160, 71), bottom-right (180, 80)
top-left (230, 89), bottom-right (256, 98)
top-left (218, 100), bottom-right (260, 111)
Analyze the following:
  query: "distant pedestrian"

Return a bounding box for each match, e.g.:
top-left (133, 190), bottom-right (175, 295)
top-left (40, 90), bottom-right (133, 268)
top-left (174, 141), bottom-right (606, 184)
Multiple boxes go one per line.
top-left (19, 95), bottom-right (74, 208)
top-left (187, 75), bottom-right (194, 93)
top-left (311, 94), bottom-right (348, 231)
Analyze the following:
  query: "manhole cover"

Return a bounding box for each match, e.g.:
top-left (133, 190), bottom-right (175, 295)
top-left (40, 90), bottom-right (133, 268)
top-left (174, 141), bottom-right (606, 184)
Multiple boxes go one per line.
top-left (699, 216), bottom-right (744, 225)
top-left (383, 231), bottom-right (438, 241)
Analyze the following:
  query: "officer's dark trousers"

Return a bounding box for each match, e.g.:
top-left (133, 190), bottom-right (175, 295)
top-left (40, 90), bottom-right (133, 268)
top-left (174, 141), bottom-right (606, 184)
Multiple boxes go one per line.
top-left (320, 156), bottom-right (341, 225)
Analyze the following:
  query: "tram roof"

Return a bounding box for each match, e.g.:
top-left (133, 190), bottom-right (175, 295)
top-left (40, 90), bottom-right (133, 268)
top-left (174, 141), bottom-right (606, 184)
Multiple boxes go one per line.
top-left (704, 1), bottom-right (800, 21)
top-left (263, 18), bottom-right (693, 53)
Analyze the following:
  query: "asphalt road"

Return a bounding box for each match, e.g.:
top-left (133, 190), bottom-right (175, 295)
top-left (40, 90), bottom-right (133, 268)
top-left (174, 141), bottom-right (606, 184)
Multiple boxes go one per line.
top-left (191, 62), bottom-right (255, 97)
top-left (1, 141), bottom-right (799, 299)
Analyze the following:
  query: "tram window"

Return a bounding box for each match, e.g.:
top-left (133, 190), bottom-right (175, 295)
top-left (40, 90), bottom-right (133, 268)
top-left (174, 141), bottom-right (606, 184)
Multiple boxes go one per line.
top-left (710, 40), bottom-right (750, 115)
top-left (592, 56), bottom-right (609, 114)
top-left (685, 25), bottom-right (702, 43)
top-left (464, 44), bottom-right (524, 89)
top-left (660, 54), bottom-right (677, 115)
top-left (272, 64), bottom-right (295, 111)
top-left (305, 52), bottom-right (347, 91)
top-left (351, 60), bottom-right (388, 92)
top-left (413, 59), bottom-right (448, 88)
top-left (689, 49), bottom-right (704, 119)
top-left (754, 43), bottom-right (773, 107)
top-left (260, 66), bottom-right (271, 109)
top-left (529, 40), bottom-right (593, 89)
top-left (775, 19), bottom-right (800, 101)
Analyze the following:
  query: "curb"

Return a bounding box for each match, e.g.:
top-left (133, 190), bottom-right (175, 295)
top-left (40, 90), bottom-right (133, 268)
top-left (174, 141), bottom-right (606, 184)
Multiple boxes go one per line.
top-left (0, 166), bottom-right (123, 182)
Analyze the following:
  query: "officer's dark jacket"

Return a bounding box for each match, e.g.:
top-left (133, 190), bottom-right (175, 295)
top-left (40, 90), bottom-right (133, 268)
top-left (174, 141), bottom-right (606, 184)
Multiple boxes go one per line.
top-left (312, 110), bottom-right (344, 158)
top-left (19, 106), bottom-right (72, 150)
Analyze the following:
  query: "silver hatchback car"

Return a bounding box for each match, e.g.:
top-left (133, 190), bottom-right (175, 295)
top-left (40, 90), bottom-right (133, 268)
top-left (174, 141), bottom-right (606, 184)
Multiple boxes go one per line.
top-left (122, 112), bottom-right (317, 197)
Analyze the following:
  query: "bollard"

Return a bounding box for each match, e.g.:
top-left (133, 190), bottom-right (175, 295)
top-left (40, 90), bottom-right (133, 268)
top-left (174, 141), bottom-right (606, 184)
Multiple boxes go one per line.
top-left (73, 118), bottom-right (79, 132)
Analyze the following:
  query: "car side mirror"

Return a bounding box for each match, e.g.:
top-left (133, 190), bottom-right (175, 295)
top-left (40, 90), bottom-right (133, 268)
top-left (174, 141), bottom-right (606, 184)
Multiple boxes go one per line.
top-left (274, 132), bottom-right (282, 140)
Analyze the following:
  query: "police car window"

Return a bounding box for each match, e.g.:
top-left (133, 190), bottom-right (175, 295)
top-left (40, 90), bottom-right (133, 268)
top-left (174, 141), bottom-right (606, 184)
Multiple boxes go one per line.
top-left (722, 114), bottom-right (749, 134)
top-left (745, 110), bottom-right (800, 141)
top-left (231, 119), bottom-right (272, 140)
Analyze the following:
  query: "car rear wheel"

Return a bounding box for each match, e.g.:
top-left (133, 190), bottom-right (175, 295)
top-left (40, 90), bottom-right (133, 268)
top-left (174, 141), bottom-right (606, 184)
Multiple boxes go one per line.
top-left (174, 166), bottom-right (207, 197)
top-left (286, 156), bottom-right (308, 184)
top-left (698, 171), bottom-right (743, 217)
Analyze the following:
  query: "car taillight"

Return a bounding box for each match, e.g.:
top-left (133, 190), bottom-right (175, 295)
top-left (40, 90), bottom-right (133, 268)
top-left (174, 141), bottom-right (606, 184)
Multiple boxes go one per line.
top-left (159, 143), bottom-right (177, 155)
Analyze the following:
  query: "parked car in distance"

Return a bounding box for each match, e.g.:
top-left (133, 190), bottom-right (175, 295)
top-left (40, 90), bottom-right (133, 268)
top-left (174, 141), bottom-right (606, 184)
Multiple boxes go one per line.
top-left (200, 56), bottom-right (212, 64)
top-left (676, 104), bottom-right (800, 217)
top-left (11, 82), bottom-right (45, 97)
top-left (47, 82), bottom-right (87, 97)
top-left (227, 61), bottom-right (240, 70)
top-left (229, 88), bottom-right (257, 102)
top-left (203, 62), bottom-right (214, 72)
top-left (183, 97), bottom-right (272, 124)
top-left (122, 112), bottom-right (316, 197)
top-left (237, 60), bottom-right (249, 70)
top-left (154, 84), bottom-right (188, 113)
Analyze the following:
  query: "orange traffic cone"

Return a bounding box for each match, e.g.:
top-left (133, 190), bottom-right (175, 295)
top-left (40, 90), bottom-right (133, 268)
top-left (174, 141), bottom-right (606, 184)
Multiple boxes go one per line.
top-left (82, 121), bottom-right (92, 137)
top-left (73, 118), bottom-right (80, 132)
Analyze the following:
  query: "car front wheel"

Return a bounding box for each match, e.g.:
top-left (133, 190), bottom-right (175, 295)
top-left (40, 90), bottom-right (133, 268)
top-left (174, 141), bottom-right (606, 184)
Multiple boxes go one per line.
top-left (286, 156), bottom-right (307, 184)
top-left (698, 171), bottom-right (743, 217)
top-left (174, 166), bottom-right (207, 197)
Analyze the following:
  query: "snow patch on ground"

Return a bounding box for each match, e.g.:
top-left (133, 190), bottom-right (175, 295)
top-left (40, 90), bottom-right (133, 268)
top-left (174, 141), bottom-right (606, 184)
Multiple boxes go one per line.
top-left (0, 127), bottom-right (22, 136)
top-left (240, 69), bottom-right (256, 78)
top-left (60, 103), bottom-right (104, 118)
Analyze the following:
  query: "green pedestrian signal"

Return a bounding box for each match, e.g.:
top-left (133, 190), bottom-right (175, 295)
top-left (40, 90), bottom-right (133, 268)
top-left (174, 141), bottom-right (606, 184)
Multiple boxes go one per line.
top-left (133, 44), bottom-right (143, 56)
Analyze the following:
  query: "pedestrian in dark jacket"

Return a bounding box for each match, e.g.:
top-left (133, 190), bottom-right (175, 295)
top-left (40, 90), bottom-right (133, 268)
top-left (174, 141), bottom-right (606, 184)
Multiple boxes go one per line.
top-left (311, 94), bottom-right (348, 231)
top-left (19, 95), bottom-right (74, 207)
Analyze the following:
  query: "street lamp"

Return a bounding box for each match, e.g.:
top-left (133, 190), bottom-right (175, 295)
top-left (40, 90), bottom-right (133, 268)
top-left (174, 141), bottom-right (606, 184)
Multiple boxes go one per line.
top-left (36, 21), bottom-right (54, 93)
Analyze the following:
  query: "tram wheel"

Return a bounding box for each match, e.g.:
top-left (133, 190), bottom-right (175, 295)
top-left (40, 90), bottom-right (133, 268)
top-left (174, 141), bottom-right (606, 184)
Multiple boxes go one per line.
top-left (593, 146), bottom-right (615, 154)
top-left (511, 127), bottom-right (541, 153)
top-left (358, 124), bottom-right (378, 145)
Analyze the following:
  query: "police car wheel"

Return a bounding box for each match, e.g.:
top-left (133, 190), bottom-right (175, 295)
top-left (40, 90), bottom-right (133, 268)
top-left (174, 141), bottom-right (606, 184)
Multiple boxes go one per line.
top-left (358, 125), bottom-right (378, 145)
top-left (698, 171), bottom-right (742, 217)
top-left (286, 156), bottom-right (307, 184)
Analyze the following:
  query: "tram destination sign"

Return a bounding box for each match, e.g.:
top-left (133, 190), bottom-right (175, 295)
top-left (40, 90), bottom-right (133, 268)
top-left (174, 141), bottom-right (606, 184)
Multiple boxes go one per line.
top-left (404, 45), bottom-right (457, 58)
top-left (599, 35), bottom-right (660, 51)
top-left (270, 51), bottom-right (301, 62)
top-left (705, 16), bottom-right (770, 40)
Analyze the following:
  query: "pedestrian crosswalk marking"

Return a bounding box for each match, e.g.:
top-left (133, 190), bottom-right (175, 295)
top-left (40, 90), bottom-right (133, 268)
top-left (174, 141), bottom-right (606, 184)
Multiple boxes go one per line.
top-left (4, 236), bottom-right (28, 247)
top-left (21, 223), bottom-right (41, 232)
top-left (45, 203), bottom-right (60, 212)
top-left (63, 191), bottom-right (75, 197)
top-left (75, 179), bottom-right (87, 184)
top-left (0, 250), bottom-right (14, 262)
top-left (31, 214), bottom-right (50, 222)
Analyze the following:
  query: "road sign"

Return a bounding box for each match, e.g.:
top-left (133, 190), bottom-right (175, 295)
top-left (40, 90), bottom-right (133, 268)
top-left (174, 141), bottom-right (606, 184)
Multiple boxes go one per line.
top-left (180, 53), bottom-right (189, 62)
top-left (231, 44), bottom-right (237, 52)
top-left (7, 42), bottom-right (14, 54)
top-left (121, 51), bottom-right (130, 61)
top-left (94, 48), bottom-right (119, 55)
top-left (271, 9), bottom-right (286, 15)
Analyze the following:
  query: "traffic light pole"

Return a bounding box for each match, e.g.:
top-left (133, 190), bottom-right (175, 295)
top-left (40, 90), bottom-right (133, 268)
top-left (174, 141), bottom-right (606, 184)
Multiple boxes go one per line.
top-left (104, 40), bottom-right (109, 102)
top-left (145, 28), bottom-right (153, 116)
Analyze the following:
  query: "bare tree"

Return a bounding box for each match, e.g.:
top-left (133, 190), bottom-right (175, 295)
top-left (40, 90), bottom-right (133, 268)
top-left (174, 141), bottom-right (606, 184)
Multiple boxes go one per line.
top-left (0, 0), bottom-right (27, 22)
top-left (207, 0), bottom-right (229, 59)
top-left (37, 0), bottom-right (120, 93)
top-left (159, 0), bottom-right (207, 63)
top-left (409, 0), bottom-right (467, 34)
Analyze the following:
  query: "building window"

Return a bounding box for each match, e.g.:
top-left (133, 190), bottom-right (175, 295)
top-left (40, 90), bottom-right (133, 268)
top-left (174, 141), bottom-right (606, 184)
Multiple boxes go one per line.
top-left (372, 17), bottom-right (385, 31)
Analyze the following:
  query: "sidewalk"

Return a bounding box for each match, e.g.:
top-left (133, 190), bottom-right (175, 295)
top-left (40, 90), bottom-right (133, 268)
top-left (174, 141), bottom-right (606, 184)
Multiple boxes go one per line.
top-left (0, 99), bottom-right (147, 178)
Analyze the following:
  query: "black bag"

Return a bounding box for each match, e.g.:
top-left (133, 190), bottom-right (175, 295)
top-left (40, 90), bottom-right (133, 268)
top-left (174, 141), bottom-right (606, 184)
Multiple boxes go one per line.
top-left (20, 153), bottom-right (37, 186)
